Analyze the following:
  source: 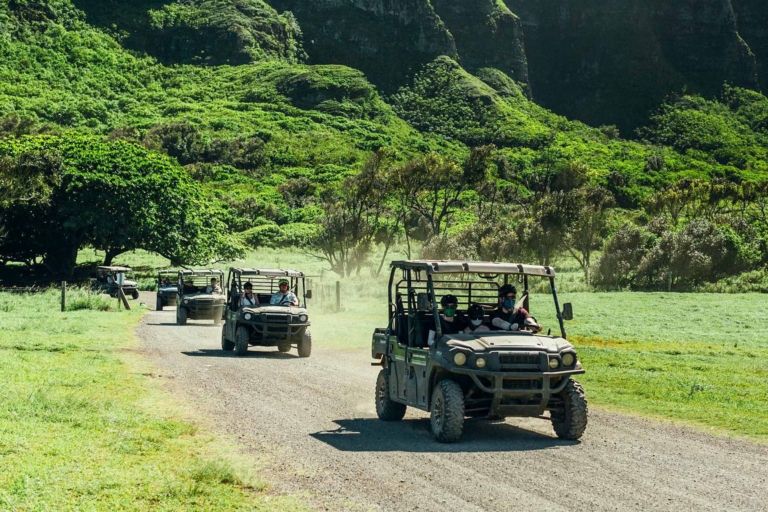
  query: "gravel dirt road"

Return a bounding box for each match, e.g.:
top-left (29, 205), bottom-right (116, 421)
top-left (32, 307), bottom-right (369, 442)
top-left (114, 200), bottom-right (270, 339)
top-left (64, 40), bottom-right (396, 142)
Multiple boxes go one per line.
top-left (138, 309), bottom-right (768, 511)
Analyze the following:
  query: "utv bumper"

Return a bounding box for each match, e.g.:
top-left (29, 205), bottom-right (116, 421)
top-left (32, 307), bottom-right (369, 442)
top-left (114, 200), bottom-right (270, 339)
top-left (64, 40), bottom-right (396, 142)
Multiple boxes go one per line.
top-left (452, 367), bottom-right (585, 417)
top-left (243, 321), bottom-right (309, 344)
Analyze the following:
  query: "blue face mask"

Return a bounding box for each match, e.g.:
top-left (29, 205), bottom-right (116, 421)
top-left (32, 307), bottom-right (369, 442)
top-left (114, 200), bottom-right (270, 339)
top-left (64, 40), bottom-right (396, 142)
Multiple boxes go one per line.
top-left (503, 299), bottom-right (516, 310)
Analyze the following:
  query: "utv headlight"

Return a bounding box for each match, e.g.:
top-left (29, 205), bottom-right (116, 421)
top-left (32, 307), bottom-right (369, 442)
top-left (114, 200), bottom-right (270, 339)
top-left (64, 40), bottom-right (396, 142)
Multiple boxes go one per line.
top-left (562, 353), bottom-right (576, 367)
top-left (475, 357), bottom-right (487, 369)
top-left (453, 352), bottom-right (468, 366)
top-left (549, 357), bottom-right (560, 369)
top-left (299, 314), bottom-right (308, 322)
top-left (184, 299), bottom-right (189, 305)
top-left (244, 313), bottom-right (252, 320)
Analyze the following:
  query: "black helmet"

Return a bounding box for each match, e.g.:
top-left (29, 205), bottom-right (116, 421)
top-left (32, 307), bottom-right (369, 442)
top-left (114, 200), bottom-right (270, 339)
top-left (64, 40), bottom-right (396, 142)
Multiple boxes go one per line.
top-left (498, 284), bottom-right (517, 297)
top-left (467, 303), bottom-right (485, 320)
top-left (440, 294), bottom-right (458, 307)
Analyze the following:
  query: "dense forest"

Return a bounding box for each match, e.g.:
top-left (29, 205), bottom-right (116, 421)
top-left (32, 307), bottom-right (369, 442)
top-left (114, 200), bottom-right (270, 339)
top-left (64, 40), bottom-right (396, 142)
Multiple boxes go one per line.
top-left (2, 0), bottom-right (768, 291)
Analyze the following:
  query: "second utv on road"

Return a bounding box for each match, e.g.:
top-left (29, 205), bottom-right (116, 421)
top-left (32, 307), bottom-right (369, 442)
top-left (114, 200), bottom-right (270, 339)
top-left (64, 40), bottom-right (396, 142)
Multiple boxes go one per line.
top-left (221, 268), bottom-right (312, 357)
top-left (372, 260), bottom-right (587, 443)
top-left (176, 270), bottom-right (226, 325)
top-left (156, 270), bottom-right (178, 311)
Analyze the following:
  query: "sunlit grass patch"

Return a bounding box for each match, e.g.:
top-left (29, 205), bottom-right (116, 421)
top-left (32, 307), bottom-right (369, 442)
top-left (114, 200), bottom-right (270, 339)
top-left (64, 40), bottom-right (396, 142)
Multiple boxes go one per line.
top-left (0, 290), bottom-right (305, 511)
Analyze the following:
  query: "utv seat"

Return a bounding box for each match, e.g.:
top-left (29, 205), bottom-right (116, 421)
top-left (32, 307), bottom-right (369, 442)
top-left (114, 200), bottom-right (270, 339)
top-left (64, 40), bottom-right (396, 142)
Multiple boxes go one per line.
top-left (257, 293), bottom-right (273, 305)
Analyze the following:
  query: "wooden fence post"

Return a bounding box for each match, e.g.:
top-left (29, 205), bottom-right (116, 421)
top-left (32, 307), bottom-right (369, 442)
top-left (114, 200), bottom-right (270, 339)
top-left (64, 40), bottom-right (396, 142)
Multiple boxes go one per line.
top-left (119, 287), bottom-right (131, 311)
top-left (336, 281), bottom-right (341, 312)
top-left (61, 281), bottom-right (66, 312)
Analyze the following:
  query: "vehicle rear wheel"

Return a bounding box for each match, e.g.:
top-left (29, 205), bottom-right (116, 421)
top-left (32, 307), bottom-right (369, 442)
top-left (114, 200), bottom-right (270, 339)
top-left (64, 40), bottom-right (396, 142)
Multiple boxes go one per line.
top-left (375, 369), bottom-right (406, 421)
top-left (235, 326), bottom-right (249, 356)
top-left (297, 330), bottom-right (311, 358)
top-left (221, 325), bottom-right (235, 351)
top-left (430, 380), bottom-right (465, 443)
top-left (156, 296), bottom-right (163, 311)
top-left (176, 307), bottom-right (187, 326)
top-left (277, 344), bottom-right (291, 353)
top-left (131, 289), bottom-right (140, 300)
top-left (551, 379), bottom-right (588, 440)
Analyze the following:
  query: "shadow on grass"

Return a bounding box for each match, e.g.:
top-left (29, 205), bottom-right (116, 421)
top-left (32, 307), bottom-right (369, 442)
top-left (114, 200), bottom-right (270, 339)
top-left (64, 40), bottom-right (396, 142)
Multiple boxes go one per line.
top-left (182, 348), bottom-right (300, 359)
top-left (310, 418), bottom-right (578, 453)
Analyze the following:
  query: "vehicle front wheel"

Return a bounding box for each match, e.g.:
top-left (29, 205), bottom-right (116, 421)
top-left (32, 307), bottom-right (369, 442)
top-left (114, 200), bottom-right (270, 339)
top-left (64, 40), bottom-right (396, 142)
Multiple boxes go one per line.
top-left (430, 380), bottom-right (465, 443)
top-left (176, 307), bottom-right (187, 326)
top-left (551, 379), bottom-right (588, 440)
top-left (235, 326), bottom-right (249, 356)
top-left (221, 325), bottom-right (235, 351)
top-left (297, 330), bottom-right (311, 358)
top-left (277, 344), bottom-right (291, 353)
top-left (375, 369), bottom-right (406, 421)
top-left (131, 289), bottom-right (140, 300)
top-left (156, 296), bottom-right (163, 311)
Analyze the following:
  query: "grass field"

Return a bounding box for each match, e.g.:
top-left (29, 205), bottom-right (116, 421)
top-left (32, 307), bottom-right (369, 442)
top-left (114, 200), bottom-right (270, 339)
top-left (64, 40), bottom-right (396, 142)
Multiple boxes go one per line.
top-left (0, 290), bottom-right (304, 511)
top-left (76, 248), bottom-right (768, 442)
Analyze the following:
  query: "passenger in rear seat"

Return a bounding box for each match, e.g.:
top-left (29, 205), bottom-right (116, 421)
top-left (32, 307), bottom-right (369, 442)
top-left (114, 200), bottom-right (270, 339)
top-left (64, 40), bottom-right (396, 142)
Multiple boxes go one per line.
top-left (439, 295), bottom-right (466, 335)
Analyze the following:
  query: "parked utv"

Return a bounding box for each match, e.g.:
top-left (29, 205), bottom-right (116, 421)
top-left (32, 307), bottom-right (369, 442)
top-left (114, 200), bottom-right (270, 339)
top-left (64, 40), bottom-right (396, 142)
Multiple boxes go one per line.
top-left (371, 260), bottom-right (586, 443)
top-left (222, 268), bottom-right (312, 357)
top-left (155, 270), bottom-right (178, 311)
top-left (92, 266), bottom-right (140, 300)
top-left (176, 270), bottom-right (226, 325)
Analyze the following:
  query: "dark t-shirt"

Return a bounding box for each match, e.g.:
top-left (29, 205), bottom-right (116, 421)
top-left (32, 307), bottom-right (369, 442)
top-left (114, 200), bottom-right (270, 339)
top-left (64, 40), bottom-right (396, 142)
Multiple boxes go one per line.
top-left (490, 307), bottom-right (532, 330)
top-left (440, 313), bottom-right (467, 335)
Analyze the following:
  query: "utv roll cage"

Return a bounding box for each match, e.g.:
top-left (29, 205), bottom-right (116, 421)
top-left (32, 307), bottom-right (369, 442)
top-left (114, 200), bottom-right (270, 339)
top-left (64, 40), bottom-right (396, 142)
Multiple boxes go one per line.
top-left (387, 261), bottom-right (570, 347)
top-left (226, 268), bottom-right (310, 310)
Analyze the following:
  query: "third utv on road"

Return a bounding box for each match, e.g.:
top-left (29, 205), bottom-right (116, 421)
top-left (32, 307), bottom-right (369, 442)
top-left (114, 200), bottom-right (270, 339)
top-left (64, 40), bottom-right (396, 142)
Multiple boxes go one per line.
top-left (176, 269), bottom-right (226, 325)
top-left (221, 268), bottom-right (312, 357)
top-left (371, 260), bottom-right (587, 443)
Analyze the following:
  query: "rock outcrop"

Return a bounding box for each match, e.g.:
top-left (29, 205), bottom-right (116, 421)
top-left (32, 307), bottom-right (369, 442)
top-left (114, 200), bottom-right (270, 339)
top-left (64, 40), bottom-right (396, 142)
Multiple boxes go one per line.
top-left (431, 0), bottom-right (529, 93)
top-left (732, 0), bottom-right (768, 90)
top-left (506, 0), bottom-right (759, 132)
top-left (267, 0), bottom-right (458, 92)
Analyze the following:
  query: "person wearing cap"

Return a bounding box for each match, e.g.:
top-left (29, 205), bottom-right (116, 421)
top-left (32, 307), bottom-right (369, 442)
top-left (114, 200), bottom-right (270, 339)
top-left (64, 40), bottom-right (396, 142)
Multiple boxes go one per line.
top-left (205, 277), bottom-right (222, 294)
top-left (491, 284), bottom-right (542, 333)
top-left (464, 303), bottom-right (491, 334)
top-left (439, 294), bottom-right (466, 335)
top-left (182, 278), bottom-right (198, 295)
top-left (242, 282), bottom-right (258, 306)
top-left (270, 278), bottom-right (299, 306)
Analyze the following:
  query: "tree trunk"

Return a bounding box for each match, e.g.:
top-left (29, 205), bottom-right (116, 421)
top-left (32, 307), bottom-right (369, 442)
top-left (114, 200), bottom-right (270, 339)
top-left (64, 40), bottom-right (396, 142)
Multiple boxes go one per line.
top-left (667, 272), bottom-right (673, 292)
top-left (103, 248), bottom-right (125, 266)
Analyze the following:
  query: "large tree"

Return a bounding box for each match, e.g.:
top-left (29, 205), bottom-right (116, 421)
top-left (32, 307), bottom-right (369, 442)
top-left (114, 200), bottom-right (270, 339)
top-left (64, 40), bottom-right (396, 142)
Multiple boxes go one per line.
top-left (0, 135), bottom-right (243, 276)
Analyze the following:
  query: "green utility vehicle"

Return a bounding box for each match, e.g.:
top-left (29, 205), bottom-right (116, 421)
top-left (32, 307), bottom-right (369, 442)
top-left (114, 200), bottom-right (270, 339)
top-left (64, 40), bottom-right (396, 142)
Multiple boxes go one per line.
top-left (155, 270), bottom-right (178, 311)
top-left (372, 261), bottom-right (586, 443)
top-left (92, 266), bottom-right (140, 300)
top-left (176, 270), bottom-right (226, 325)
top-left (221, 268), bottom-right (312, 357)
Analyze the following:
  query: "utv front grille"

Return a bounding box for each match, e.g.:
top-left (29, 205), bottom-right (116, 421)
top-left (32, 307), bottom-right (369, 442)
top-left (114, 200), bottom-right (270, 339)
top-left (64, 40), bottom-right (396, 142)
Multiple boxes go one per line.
top-left (503, 379), bottom-right (543, 391)
top-left (499, 353), bottom-right (539, 367)
top-left (265, 314), bottom-right (289, 324)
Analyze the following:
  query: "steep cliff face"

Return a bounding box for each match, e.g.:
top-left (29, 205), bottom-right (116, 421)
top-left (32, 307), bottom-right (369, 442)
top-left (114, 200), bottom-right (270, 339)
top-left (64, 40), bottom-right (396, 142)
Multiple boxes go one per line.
top-left (431, 0), bottom-right (529, 93)
top-left (74, 0), bottom-right (306, 65)
top-left (506, 0), bottom-right (758, 132)
top-left (267, 0), bottom-right (458, 92)
top-left (733, 0), bottom-right (768, 90)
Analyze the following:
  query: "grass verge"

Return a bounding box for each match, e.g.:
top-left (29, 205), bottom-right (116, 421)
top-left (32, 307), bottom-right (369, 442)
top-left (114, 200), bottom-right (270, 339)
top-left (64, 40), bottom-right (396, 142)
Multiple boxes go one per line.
top-left (0, 290), bottom-right (305, 511)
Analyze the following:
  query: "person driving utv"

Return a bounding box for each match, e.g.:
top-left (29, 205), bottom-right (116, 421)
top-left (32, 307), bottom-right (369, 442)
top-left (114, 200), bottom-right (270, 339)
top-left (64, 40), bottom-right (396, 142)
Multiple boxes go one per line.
top-left (271, 279), bottom-right (299, 306)
top-left (491, 284), bottom-right (542, 333)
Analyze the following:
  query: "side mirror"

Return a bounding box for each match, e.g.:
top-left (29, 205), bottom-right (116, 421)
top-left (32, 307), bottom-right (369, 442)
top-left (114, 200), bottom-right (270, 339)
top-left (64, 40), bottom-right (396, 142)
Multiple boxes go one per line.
top-left (562, 303), bottom-right (573, 321)
top-left (305, 290), bottom-right (313, 299)
top-left (417, 293), bottom-right (432, 312)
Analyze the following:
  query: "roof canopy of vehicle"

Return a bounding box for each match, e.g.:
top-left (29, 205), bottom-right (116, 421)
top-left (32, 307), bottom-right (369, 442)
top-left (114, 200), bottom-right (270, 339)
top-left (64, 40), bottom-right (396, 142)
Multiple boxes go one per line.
top-left (230, 268), bottom-right (305, 278)
top-left (390, 260), bottom-right (556, 277)
top-left (97, 266), bottom-right (131, 272)
top-left (178, 269), bottom-right (224, 276)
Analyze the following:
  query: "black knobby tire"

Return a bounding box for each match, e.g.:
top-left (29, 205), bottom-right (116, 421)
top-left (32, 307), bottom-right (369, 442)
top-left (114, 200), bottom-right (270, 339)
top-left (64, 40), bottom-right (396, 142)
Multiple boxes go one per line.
top-left (131, 289), bottom-right (140, 300)
top-left (221, 325), bottom-right (235, 351)
top-left (430, 380), bottom-right (465, 443)
top-left (176, 307), bottom-right (187, 326)
top-left (297, 330), bottom-right (312, 358)
top-left (551, 379), bottom-right (588, 440)
top-left (277, 344), bottom-right (291, 353)
top-left (375, 369), bottom-right (406, 421)
top-left (235, 326), bottom-right (250, 356)
top-left (156, 296), bottom-right (163, 311)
